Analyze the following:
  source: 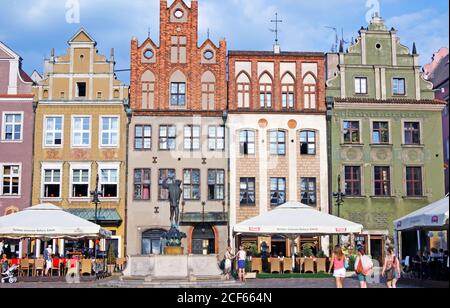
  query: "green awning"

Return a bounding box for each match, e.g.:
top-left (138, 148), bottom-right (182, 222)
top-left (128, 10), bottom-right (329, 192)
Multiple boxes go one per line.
top-left (181, 212), bottom-right (227, 224)
top-left (64, 208), bottom-right (122, 226)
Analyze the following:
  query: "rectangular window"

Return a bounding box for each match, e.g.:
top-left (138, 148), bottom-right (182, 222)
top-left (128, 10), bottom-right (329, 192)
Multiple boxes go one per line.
top-left (183, 169), bottom-right (200, 200)
top-left (237, 82), bottom-right (250, 108)
top-left (100, 169), bottom-right (118, 198)
top-left (184, 125), bottom-right (200, 151)
top-left (406, 167), bottom-right (423, 197)
top-left (134, 169), bottom-right (151, 201)
top-left (404, 122), bottom-right (421, 145)
top-left (76, 82), bottom-right (87, 97)
top-left (343, 121), bottom-right (360, 144)
top-left (208, 169), bottom-right (225, 201)
top-left (282, 86), bottom-right (295, 109)
top-left (159, 125), bottom-right (177, 150)
top-left (269, 130), bottom-right (286, 155)
top-left (43, 169), bottom-right (61, 198)
top-left (44, 116), bottom-right (63, 147)
top-left (202, 82), bottom-right (215, 110)
top-left (1, 165), bottom-right (20, 195)
top-left (300, 178), bottom-right (317, 206)
top-left (2, 113), bottom-right (22, 141)
top-left (71, 169), bottom-right (89, 198)
top-left (344, 166), bottom-right (361, 196)
top-left (240, 178), bottom-right (255, 205)
top-left (135, 125), bottom-right (152, 150)
top-left (270, 178), bottom-right (286, 206)
top-left (374, 166), bottom-right (391, 196)
top-left (100, 117), bottom-right (119, 147)
top-left (240, 130), bottom-right (255, 155)
top-left (158, 169), bottom-right (175, 200)
top-left (208, 126), bottom-right (225, 151)
top-left (300, 131), bottom-right (316, 155)
top-left (354, 77), bottom-right (368, 94)
top-left (72, 117), bottom-right (90, 147)
top-left (170, 82), bottom-right (186, 106)
top-left (304, 85), bottom-right (317, 109)
top-left (372, 121), bottom-right (389, 144)
top-left (393, 78), bottom-right (406, 95)
top-left (259, 84), bottom-right (272, 108)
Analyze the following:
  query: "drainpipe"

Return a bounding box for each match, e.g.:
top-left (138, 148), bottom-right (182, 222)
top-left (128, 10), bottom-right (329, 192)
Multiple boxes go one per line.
top-left (326, 96), bottom-right (334, 216)
top-left (124, 98), bottom-right (132, 257)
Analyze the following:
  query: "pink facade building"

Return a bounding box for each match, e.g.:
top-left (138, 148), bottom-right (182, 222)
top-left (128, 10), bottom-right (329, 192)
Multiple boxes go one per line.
top-left (423, 47), bottom-right (450, 194)
top-left (0, 42), bottom-right (34, 217)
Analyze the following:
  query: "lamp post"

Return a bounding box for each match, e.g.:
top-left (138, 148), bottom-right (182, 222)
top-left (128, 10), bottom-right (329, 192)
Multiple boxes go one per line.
top-left (333, 175), bottom-right (345, 244)
top-left (90, 174), bottom-right (102, 258)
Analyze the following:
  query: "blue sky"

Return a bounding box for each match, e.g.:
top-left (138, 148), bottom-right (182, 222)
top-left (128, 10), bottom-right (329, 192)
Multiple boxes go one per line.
top-left (1, 0), bottom-right (448, 83)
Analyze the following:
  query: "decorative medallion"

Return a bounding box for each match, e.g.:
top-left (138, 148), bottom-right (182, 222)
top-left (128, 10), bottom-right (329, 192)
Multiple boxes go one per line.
top-left (45, 150), bottom-right (62, 160)
top-left (102, 150), bottom-right (118, 160)
top-left (258, 119), bottom-right (268, 128)
top-left (288, 120), bottom-right (297, 129)
top-left (72, 149), bottom-right (89, 160)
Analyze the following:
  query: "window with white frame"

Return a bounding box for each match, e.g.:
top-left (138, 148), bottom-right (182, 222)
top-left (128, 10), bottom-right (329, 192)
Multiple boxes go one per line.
top-left (72, 117), bottom-right (90, 147)
top-left (44, 116), bottom-right (63, 146)
top-left (354, 77), bottom-right (368, 94)
top-left (184, 125), bottom-right (200, 151)
top-left (2, 113), bottom-right (23, 141)
top-left (1, 165), bottom-right (20, 196)
top-left (71, 169), bottom-right (90, 198)
top-left (101, 117), bottom-right (119, 147)
top-left (43, 168), bottom-right (61, 198)
top-left (208, 125), bottom-right (225, 151)
top-left (100, 168), bottom-right (119, 198)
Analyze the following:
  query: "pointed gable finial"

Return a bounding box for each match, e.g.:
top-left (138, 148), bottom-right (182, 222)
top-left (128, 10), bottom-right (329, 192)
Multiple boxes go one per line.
top-left (412, 42), bottom-right (417, 55)
top-left (339, 39), bottom-right (344, 53)
top-left (207, 28), bottom-right (210, 40)
top-left (148, 27), bottom-right (151, 38)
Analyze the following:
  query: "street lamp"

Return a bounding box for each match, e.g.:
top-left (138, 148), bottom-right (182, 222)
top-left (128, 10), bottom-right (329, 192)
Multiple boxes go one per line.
top-left (333, 175), bottom-right (345, 244)
top-left (90, 174), bottom-right (102, 258)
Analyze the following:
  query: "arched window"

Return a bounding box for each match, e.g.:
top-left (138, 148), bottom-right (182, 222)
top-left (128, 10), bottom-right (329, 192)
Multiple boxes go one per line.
top-left (303, 73), bottom-right (317, 110)
top-left (170, 70), bottom-right (187, 107)
top-left (141, 70), bottom-right (155, 109)
top-left (201, 71), bottom-right (216, 110)
top-left (192, 224), bottom-right (215, 255)
top-left (281, 73), bottom-right (295, 109)
top-left (141, 229), bottom-right (166, 255)
top-left (236, 72), bottom-right (250, 108)
top-left (259, 73), bottom-right (273, 109)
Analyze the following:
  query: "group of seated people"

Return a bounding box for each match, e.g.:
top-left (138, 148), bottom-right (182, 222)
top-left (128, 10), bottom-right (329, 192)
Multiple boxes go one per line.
top-left (405, 248), bottom-right (449, 281)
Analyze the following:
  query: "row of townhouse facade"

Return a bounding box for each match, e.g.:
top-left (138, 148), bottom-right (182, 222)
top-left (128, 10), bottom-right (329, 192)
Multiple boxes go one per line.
top-left (0, 0), bottom-right (446, 261)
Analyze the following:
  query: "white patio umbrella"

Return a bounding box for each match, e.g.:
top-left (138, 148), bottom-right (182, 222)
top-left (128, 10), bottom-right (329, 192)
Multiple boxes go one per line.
top-left (394, 197), bottom-right (449, 256)
top-left (234, 201), bottom-right (363, 235)
top-left (233, 201), bottom-right (364, 271)
top-left (0, 204), bottom-right (112, 240)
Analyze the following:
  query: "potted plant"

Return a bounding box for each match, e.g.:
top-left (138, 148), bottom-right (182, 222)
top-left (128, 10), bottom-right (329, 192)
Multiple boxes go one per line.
top-left (106, 244), bottom-right (116, 274)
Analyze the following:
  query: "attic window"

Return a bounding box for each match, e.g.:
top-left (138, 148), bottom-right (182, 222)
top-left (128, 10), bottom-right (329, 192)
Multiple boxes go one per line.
top-left (174, 9), bottom-right (184, 19)
top-left (204, 50), bottom-right (214, 60)
top-left (80, 54), bottom-right (85, 59)
top-left (376, 43), bottom-right (382, 49)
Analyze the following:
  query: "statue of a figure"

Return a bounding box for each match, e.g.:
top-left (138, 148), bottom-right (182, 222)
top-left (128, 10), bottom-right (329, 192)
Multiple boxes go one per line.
top-left (162, 177), bottom-right (182, 227)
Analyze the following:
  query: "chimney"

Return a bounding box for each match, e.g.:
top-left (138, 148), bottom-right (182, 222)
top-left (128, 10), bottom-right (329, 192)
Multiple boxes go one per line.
top-left (273, 44), bottom-right (281, 54)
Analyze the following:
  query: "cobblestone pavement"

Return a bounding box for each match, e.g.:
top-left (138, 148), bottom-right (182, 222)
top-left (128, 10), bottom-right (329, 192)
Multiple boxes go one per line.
top-left (0, 277), bottom-right (425, 288)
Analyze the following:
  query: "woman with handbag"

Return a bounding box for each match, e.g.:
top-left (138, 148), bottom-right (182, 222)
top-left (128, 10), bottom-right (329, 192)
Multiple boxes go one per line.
top-left (355, 247), bottom-right (374, 288)
top-left (382, 247), bottom-right (401, 288)
top-left (328, 245), bottom-right (348, 288)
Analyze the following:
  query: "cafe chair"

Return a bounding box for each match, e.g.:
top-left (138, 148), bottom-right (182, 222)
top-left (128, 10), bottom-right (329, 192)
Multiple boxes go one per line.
top-left (19, 259), bottom-right (31, 277)
top-left (51, 258), bottom-right (61, 276)
top-left (270, 258), bottom-right (281, 274)
top-left (80, 259), bottom-right (92, 276)
top-left (34, 259), bottom-right (45, 277)
top-left (251, 257), bottom-right (262, 273)
top-left (282, 259), bottom-right (293, 274)
top-left (316, 258), bottom-right (327, 273)
top-left (303, 258), bottom-right (315, 274)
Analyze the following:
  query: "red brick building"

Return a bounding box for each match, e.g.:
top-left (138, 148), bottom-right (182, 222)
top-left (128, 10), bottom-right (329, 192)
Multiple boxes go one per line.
top-left (127, 0), bottom-right (229, 256)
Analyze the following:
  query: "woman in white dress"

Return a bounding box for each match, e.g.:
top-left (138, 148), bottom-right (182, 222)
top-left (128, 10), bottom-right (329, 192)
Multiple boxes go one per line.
top-left (224, 247), bottom-right (235, 280)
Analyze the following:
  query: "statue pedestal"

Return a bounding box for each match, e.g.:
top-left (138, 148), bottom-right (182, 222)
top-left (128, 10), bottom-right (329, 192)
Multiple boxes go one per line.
top-left (122, 255), bottom-right (224, 282)
top-left (164, 246), bottom-right (184, 255)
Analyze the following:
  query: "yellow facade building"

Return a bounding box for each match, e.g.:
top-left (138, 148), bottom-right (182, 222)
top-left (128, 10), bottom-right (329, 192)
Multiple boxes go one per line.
top-left (32, 29), bottom-right (129, 257)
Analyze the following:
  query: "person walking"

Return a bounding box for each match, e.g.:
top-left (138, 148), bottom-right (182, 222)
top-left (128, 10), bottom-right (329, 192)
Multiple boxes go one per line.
top-left (237, 246), bottom-right (247, 283)
top-left (382, 247), bottom-right (401, 288)
top-left (328, 245), bottom-right (347, 288)
top-left (355, 247), bottom-right (374, 288)
top-left (223, 247), bottom-right (235, 280)
top-left (44, 245), bottom-right (53, 276)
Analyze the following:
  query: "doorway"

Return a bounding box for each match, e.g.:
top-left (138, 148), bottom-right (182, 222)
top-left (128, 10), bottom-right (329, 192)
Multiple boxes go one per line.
top-left (370, 237), bottom-right (384, 265)
top-left (192, 224), bottom-right (215, 255)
